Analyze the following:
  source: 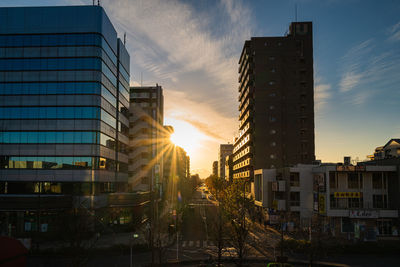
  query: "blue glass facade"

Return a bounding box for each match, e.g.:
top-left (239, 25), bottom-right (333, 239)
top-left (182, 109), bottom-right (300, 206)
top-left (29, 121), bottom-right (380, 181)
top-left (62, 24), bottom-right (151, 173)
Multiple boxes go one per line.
top-left (0, 6), bottom-right (130, 198)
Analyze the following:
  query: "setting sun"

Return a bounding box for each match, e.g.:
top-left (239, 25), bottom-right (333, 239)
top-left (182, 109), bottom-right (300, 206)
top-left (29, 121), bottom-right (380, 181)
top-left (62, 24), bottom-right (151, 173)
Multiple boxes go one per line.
top-left (167, 119), bottom-right (207, 156)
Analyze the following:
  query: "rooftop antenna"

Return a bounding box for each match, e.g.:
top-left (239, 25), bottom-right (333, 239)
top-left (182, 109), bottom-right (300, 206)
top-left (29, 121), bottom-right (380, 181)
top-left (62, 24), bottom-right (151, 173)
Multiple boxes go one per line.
top-left (92, 0), bottom-right (95, 5)
top-left (124, 32), bottom-right (126, 45)
top-left (98, 0), bottom-right (100, 6)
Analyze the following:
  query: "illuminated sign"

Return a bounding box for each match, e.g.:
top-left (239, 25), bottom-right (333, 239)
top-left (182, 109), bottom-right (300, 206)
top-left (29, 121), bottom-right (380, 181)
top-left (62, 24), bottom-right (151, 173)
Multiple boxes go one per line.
top-left (334, 192), bottom-right (362, 198)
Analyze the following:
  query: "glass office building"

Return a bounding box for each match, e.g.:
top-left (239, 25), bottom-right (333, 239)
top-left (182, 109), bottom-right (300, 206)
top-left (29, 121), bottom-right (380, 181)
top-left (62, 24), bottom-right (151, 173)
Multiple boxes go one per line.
top-left (0, 6), bottom-right (130, 236)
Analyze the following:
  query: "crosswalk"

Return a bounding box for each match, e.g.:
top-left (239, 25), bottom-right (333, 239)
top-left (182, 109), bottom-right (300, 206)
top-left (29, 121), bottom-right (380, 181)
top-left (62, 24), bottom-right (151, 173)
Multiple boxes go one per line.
top-left (181, 240), bottom-right (216, 248)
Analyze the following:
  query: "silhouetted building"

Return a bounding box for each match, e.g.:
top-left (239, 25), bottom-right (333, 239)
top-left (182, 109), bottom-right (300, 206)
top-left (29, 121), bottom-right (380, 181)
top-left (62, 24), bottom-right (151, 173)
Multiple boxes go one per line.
top-left (129, 85), bottom-right (164, 192)
top-left (212, 161), bottom-right (218, 177)
top-left (218, 144), bottom-right (233, 180)
top-left (233, 22), bottom-right (315, 183)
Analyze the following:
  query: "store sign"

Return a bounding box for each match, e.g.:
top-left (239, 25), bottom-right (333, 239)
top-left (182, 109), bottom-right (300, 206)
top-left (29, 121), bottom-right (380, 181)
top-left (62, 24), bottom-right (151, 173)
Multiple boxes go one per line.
top-left (334, 192), bottom-right (362, 198)
top-left (349, 210), bottom-right (378, 218)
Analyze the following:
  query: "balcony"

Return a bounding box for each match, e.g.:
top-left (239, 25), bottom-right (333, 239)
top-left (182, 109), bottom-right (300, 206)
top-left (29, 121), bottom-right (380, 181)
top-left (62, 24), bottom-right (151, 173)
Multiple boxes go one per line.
top-left (233, 158), bottom-right (251, 171)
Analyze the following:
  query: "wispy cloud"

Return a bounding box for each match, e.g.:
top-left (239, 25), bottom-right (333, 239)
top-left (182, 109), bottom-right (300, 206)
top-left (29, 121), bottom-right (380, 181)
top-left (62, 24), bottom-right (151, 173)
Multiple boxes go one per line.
top-left (387, 21), bottom-right (400, 41)
top-left (94, 0), bottom-right (254, 173)
top-left (338, 38), bottom-right (400, 105)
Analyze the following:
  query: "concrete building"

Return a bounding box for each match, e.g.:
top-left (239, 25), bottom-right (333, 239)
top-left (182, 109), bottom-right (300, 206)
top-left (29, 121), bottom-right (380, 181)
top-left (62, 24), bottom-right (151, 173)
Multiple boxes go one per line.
top-left (232, 22), bottom-right (315, 184)
top-left (254, 164), bottom-right (315, 226)
top-left (254, 161), bottom-right (400, 240)
top-left (212, 161), bottom-right (218, 177)
top-left (313, 164), bottom-right (399, 239)
top-left (0, 5), bottom-right (130, 237)
top-left (218, 144), bottom-right (233, 180)
top-left (129, 85), bottom-right (164, 192)
top-left (369, 139), bottom-right (400, 160)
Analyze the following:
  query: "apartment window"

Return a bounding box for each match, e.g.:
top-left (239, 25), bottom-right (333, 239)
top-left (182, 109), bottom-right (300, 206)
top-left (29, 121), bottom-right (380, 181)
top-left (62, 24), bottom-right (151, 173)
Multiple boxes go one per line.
top-left (377, 220), bottom-right (393, 236)
top-left (270, 129), bottom-right (276, 134)
top-left (270, 154), bottom-right (276, 159)
top-left (269, 81), bottom-right (276, 85)
top-left (330, 194), bottom-right (338, 209)
top-left (290, 173), bottom-right (300, 187)
top-left (270, 142), bottom-right (276, 147)
top-left (269, 105), bottom-right (275, 110)
top-left (271, 68), bottom-right (276, 73)
top-left (278, 42), bottom-right (282, 46)
top-left (269, 116), bottom-right (276, 122)
top-left (373, 194), bottom-right (388, 209)
top-left (264, 42), bottom-right (268, 46)
top-left (269, 56), bottom-right (275, 61)
top-left (290, 192), bottom-right (300, 206)
top-left (269, 92), bottom-right (276, 97)
top-left (329, 172), bottom-right (336, 189)
top-left (348, 173), bottom-right (362, 189)
top-left (372, 173), bottom-right (387, 189)
top-left (348, 197), bottom-right (363, 208)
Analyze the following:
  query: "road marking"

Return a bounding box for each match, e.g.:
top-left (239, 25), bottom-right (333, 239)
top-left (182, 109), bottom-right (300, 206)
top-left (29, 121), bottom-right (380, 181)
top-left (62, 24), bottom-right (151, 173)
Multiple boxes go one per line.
top-left (182, 241), bottom-right (187, 247)
top-left (189, 240), bottom-right (193, 247)
top-left (196, 240), bottom-right (200, 247)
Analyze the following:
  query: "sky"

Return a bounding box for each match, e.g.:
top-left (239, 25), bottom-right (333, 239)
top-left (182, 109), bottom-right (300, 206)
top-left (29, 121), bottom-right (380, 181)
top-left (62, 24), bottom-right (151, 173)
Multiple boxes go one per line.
top-left (1, 0), bottom-right (400, 178)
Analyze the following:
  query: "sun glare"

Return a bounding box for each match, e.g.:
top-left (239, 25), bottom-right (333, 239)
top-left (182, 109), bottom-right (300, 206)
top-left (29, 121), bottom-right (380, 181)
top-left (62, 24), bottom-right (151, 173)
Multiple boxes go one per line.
top-left (167, 119), bottom-right (206, 156)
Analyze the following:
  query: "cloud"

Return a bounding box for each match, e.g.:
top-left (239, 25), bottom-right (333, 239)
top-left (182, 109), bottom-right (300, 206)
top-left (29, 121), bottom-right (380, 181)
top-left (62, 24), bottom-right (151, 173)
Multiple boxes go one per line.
top-left (387, 21), bottom-right (400, 41)
top-left (314, 82), bottom-right (331, 112)
top-left (338, 38), bottom-right (400, 105)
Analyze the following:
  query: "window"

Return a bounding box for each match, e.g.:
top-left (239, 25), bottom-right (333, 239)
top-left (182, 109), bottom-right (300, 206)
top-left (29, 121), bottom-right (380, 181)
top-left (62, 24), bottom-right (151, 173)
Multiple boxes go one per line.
top-left (269, 116), bottom-right (276, 122)
top-left (290, 173), bottom-right (300, 187)
top-left (268, 81), bottom-right (276, 85)
top-left (290, 192), bottom-right (300, 206)
top-left (348, 197), bottom-right (363, 208)
top-left (341, 217), bottom-right (354, 233)
top-left (348, 173), bottom-right (362, 189)
top-left (329, 172), bottom-right (336, 189)
top-left (377, 220), bottom-right (393, 236)
top-left (269, 105), bottom-right (275, 110)
top-left (270, 129), bottom-right (276, 135)
top-left (269, 92), bottom-right (276, 97)
top-left (270, 142), bottom-right (276, 147)
top-left (271, 68), bottom-right (276, 73)
top-left (270, 154), bottom-right (276, 159)
top-left (373, 194), bottom-right (388, 209)
top-left (269, 56), bottom-right (275, 61)
top-left (372, 173), bottom-right (387, 189)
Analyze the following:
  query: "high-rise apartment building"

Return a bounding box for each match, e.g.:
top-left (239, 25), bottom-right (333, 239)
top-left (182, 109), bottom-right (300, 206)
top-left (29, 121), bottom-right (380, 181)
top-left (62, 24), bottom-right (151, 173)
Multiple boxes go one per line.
top-left (233, 22), bottom-right (315, 182)
top-left (218, 144), bottom-right (233, 180)
top-left (0, 6), bottom-right (130, 236)
top-left (129, 85), bottom-right (164, 192)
